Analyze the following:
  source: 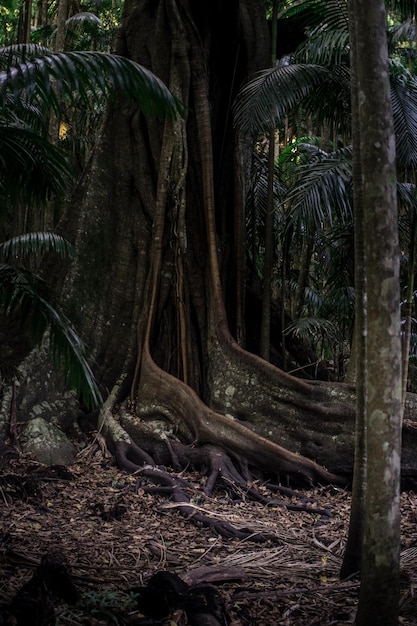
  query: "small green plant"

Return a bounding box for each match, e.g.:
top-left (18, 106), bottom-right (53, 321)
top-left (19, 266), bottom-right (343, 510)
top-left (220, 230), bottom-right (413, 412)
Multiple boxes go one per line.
top-left (56, 589), bottom-right (138, 625)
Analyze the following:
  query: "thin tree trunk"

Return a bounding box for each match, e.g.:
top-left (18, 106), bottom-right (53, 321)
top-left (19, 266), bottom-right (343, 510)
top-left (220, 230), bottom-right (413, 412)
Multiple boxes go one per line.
top-left (353, 1), bottom-right (402, 623)
top-left (17, 0), bottom-right (33, 43)
top-left (260, 0), bottom-right (278, 361)
top-left (340, 0), bottom-right (367, 580)
top-left (260, 126), bottom-right (275, 361)
top-left (234, 134), bottom-right (247, 347)
top-left (55, 0), bottom-right (69, 52)
top-left (401, 206), bottom-right (417, 411)
top-left (293, 234), bottom-right (314, 319)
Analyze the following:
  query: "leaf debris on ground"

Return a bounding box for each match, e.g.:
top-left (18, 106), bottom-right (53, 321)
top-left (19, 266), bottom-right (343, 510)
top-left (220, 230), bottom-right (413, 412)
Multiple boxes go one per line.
top-left (0, 441), bottom-right (416, 625)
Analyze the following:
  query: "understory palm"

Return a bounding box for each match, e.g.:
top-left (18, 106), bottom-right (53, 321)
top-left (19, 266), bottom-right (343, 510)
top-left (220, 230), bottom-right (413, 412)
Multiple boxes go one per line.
top-left (235, 0), bottom-right (417, 375)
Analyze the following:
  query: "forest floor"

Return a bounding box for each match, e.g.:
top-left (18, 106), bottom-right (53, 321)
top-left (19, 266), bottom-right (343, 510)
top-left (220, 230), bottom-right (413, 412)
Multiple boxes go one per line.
top-left (1, 434), bottom-right (417, 626)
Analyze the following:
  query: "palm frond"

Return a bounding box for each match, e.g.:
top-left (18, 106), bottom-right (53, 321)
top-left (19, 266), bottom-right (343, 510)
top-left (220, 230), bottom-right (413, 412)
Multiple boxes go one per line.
top-left (66, 12), bottom-right (103, 27)
top-left (0, 124), bottom-right (71, 214)
top-left (389, 0), bottom-right (415, 18)
top-left (0, 263), bottom-right (101, 408)
top-left (299, 285), bottom-right (323, 310)
top-left (284, 316), bottom-right (338, 341)
top-left (0, 45), bottom-right (50, 71)
top-left (294, 28), bottom-right (350, 66)
top-left (0, 45), bottom-right (182, 119)
top-left (389, 60), bottom-right (417, 173)
top-left (280, 0), bottom-right (348, 31)
top-left (0, 232), bottom-right (76, 263)
top-left (233, 62), bottom-right (330, 136)
top-left (282, 144), bottom-right (353, 233)
top-left (389, 18), bottom-right (415, 47)
top-left (278, 0), bottom-right (327, 25)
top-left (245, 155), bottom-right (285, 263)
top-left (1, 93), bottom-right (45, 129)
top-left (397, 182), bottom-right (417, 210)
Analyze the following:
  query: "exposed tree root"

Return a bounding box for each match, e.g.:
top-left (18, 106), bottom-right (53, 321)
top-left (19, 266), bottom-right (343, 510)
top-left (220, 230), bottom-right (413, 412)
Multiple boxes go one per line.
top-left (90, 317), bottom-right (413, 543)
top-left (110, 425), bottom-right (334, 543)
top-left (134, 350), bottom-right (346, 486)
top-left (91, 338), bottom-right (349, 541)
top-left (137, 464), bottom-right (277, 543)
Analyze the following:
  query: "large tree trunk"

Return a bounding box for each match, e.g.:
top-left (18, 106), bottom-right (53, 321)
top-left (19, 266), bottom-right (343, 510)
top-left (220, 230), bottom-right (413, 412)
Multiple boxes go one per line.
top-left (60, 0), bottom-right (345, 485)
top-left (5, 0), bottom-right (417, 499)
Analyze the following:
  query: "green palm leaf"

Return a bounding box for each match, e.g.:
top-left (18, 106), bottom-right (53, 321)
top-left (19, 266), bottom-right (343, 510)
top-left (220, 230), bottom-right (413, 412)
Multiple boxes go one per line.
top-left (282, 143), bottom-right (353, 233)
top-left (280, 0), bottom-right (348, 31)
top-left (0, 44), bottom-right (182, 118)
top-left (233, 62), bottom-right (331, 136)
top-left (0, 232), bottom-right (76, 263)
top-left (0, 263), bottom-right (101, 408)
top-left (0, 124), bottom-right (71, 214)
top-left (388, 0), bottom-right (416, 16)
top-left (389, 17), bottom-right (415, 48)
top-left (284, 316), bottom-right (338, 341)
top-left (66, 12), bottom-right (102, 27)
top-left (389, 60), bottom-right (417, 173)
top-left (295, 28), bottom-right (350, 66)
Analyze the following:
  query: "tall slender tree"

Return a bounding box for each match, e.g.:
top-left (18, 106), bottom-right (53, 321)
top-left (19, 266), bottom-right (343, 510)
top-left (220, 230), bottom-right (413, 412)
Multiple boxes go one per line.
top-left (340, 0), bottom-right (367, 580)
top-left (351, 0), bottom-right (402, 623)
top-left (260, 0), bottom-right (279, 362)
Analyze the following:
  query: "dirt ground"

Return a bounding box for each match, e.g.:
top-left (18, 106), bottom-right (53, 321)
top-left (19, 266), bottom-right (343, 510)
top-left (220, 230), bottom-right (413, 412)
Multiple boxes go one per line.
top-left (1, 434), bottom-right (417, 626)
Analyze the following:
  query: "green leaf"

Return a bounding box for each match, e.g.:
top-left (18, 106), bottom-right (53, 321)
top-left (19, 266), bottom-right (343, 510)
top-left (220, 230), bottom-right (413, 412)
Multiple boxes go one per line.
top-left (0, 232), bottom-right (76, 263)
top-left (282, 143), bottom-right (353, 233)
top-left (389, 60), bottom-right (417, 173)
top-left (0, 124), bottom-right (71, 215)
top-left (234, 63), bottom-right (334, 136)
top-left (284, 316), bottom-right (338, 340)
top-left (0, 45), bottom-right (183, 119)
top-left (0, 263), bottom-right (101, 408)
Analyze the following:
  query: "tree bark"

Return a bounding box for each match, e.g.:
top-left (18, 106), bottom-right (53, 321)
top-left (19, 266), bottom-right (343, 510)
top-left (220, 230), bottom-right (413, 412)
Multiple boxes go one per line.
top-left (352, 1), bottom-right (402, 624)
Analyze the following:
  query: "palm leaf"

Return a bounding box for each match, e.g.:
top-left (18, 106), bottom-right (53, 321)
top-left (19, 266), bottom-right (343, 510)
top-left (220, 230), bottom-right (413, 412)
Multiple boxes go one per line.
top-left (1, 93), bottom-right (45, 129)
top-left (389, 60), bottom-right (417, 173)
top-left (233, 62), bottom-right (331, 136)
top-left (282, 144), bottom-right (353, 233)
top-left (284, 316), bottom-right (338, 341)
top-left (298, 284), bottom-right (323, 310)
top-left (278, 0), bottom-right (328, 26)
top-left (0, 44), bottom-right (182, 119)
top-left (388, 0), bottom-right (416, 17)
top-left (66, 12), bottom-right (103, 27)
top-left (280, 0), bottom-right (348, 31)
top-left (0, 232), bottom-right (76, 263)
top-left (0, 124), bottom-right (71, 214)
top-left (389, 17), bottom-right (415, 48)
top-left (0, 263), bottom-right (101, 408)
top-left (295, 28), bottom-right (350, 66)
